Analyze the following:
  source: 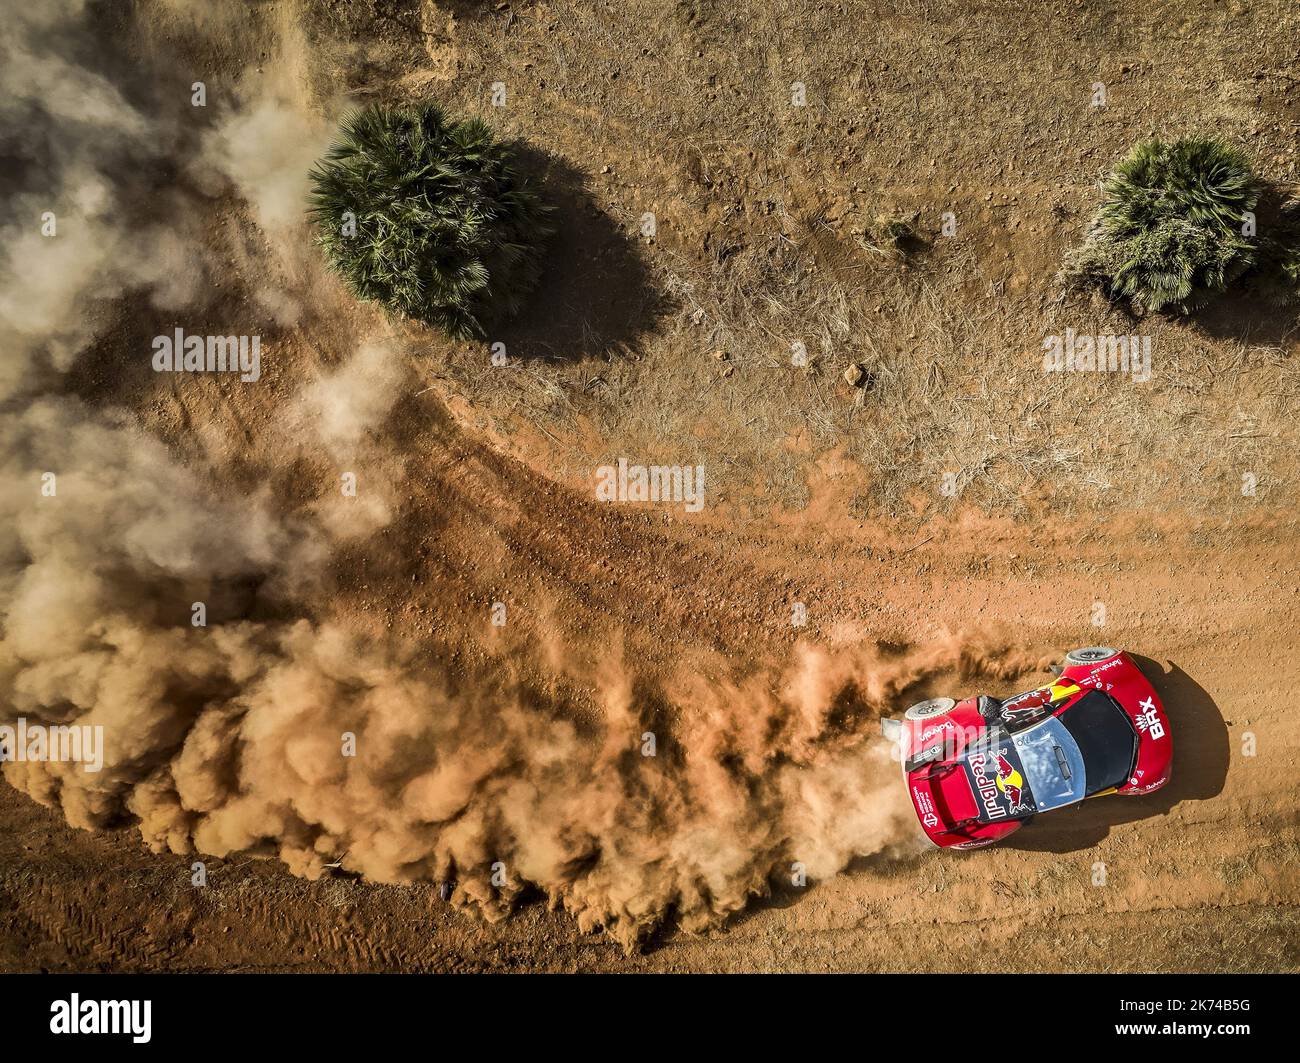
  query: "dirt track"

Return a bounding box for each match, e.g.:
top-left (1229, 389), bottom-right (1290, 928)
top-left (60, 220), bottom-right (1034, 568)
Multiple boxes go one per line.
top-left (3, 420), bottom-right (1297, 969)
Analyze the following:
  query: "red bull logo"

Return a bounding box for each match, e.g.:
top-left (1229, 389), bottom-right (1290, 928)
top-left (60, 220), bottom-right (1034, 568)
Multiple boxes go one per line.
top-left (967, 751), bottom-right (1007, 820)
top-left (1002, 681), bottom-right (1080, 715)
top-left (994, 752), bottom-right (1024, 806)
top-left (968, 746), bottom-right (1033, 820)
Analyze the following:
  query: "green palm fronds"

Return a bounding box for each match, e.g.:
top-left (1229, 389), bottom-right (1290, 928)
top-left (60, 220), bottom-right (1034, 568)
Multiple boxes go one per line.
top-left (1066, 137), bottom-right (1261, 314)
top-left (307, 103), bottom-right (553, 339)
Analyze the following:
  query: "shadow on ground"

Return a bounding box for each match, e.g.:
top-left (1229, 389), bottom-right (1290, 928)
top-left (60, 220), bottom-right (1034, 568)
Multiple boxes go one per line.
top-left (492, 146), bottom-right (663, 363)
top-left (1191, 293), bottom-right (1299, 347)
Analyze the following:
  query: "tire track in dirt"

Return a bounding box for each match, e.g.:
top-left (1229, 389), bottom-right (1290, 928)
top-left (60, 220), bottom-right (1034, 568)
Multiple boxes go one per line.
top-left (4, 487), bottom-right (1297, 970)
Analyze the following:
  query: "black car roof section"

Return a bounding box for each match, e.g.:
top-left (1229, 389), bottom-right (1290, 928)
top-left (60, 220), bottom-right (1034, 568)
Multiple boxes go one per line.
top-left (1056, 690), bottom-right (1139, 796)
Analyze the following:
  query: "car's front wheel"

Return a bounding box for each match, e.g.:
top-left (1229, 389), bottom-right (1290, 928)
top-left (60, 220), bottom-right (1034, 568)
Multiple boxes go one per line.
top-left (1064, 646), bottom-right (1119, 666)
top-left (904, 696), bottom-right (956, 721)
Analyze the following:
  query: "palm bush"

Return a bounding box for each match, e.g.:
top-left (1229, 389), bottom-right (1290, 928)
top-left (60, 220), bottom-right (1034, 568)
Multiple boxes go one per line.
top-left (308, 103), bottom-right (553, 339)
top-left (1066, 137), bottom-right (1261, 313)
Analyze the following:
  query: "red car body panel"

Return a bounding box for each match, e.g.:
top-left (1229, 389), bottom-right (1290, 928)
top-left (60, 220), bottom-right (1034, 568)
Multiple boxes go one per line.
top-left (1068, 651), bottom-right (1172, 795)
top-left (896, 651), bottom-right (1172, 849)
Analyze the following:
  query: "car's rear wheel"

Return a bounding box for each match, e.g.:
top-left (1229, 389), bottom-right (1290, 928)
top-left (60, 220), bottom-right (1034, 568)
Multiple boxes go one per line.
top-left (1064, 646), bottom-right (1119, 666)
top-left (904, 696), bottom-right (956, 721)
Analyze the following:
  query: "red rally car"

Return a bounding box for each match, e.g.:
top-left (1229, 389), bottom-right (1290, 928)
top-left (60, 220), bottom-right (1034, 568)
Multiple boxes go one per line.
top-left (879, 647), bottom-right (1172, 850)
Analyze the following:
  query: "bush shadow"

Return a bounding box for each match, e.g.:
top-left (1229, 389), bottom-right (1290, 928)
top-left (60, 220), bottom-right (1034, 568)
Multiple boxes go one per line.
top-left (1189, 292), bottom-right (1299, 347)
top-left (1078, 282), bottom-right (1298, 349)
top-left (1189, 183), bottom-right (1300, 346)
top-left (494, 145), bottom-right (663, 363)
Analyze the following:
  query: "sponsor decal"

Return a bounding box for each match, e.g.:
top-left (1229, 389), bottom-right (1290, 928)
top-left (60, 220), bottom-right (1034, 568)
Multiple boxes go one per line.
top-left (919, 720), bottom-right (953, 743)
top-left (993, 752), bottom-right (1026, 809)
top-left (1128, 768), bottom-right (1164, 793)
top-left (967, 744), bottom-right (1037, 821)
top-left (1134, 695), bottom-right (1165, 739)
top-left (1001, 689), bottom-right (1040, 713)
top-left (1001, 681), bottom-right (1079, 716)
top-left (1078, 657), bottom-right (1122, 688)
top-left (911, 784), bottom-right (942, 831)
top-left (967, 750), bottom-right (1007, 820)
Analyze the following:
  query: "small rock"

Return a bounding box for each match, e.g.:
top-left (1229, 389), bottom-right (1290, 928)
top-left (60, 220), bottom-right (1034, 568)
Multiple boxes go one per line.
top-left (843, 362), bottom-right (866, 387)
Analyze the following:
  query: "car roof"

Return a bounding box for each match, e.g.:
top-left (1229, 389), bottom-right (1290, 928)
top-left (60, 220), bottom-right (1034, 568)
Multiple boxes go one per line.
top-left (1054, 689), bottom-right (1139, 794)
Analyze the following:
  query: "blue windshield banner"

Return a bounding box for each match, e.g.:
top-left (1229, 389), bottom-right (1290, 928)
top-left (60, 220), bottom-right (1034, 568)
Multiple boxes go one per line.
top-left (965, 741), bottom-right (1037, 821)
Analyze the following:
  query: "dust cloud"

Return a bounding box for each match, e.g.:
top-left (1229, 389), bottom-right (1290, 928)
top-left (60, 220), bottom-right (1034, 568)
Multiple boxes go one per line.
top-left (0, 0), bottom-right (1029, 950)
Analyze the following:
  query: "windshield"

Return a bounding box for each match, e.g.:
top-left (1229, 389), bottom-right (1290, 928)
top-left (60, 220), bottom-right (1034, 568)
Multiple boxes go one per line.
top-left (1056, 690), bottom-right (1140, 795)
top-left (1010, 716), bottom-right (1087, 812)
